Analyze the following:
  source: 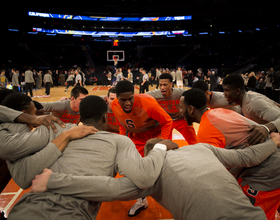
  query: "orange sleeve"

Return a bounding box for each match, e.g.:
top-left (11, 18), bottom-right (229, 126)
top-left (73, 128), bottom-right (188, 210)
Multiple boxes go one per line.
top-left (116, 119), bottom-right (126, 135)
top-left (144, 97), bottom-right (173, 139)
top-left (197, 114), bottom-right (226, 148)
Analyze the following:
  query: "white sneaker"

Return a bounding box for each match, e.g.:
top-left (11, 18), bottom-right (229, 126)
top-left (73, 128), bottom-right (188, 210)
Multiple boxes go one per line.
top-left (128, 197), bottom-right (148, 217)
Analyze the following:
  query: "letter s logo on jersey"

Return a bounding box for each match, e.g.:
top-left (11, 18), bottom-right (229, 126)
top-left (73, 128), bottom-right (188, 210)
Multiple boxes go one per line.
top-left (247, 187), bottom-right (258, 197)
top-left (125, 119), bottom-right (135, 128)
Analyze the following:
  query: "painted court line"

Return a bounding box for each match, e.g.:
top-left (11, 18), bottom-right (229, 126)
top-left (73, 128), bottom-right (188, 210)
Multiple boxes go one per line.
top-left (3, 188), bottom-right (23, 213)
top-left (1, 192), bottom-right (17, 195)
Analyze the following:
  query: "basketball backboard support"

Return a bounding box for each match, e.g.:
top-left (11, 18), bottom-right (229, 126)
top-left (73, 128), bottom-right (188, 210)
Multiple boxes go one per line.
top-left (107, 50), bottom-right (125, 61)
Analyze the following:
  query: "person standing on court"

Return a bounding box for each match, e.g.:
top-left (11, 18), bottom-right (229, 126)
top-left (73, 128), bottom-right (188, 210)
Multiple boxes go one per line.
top-left (175, 67), bottom-right (183, 89)
top-left (24, 68), bottom-right (35, 97)
top-left (43, 70), bottom-right (53, 96)
top-left (11, 68), bottom-right (20, 92)
top-left (141, 69), bottom-right (149, 93)
top-left (74, 69), bottom-right (82, 87)
top-left (155, 68), bottom-right (161, 89)
top-left (59, 71), bottom-right (66, 87)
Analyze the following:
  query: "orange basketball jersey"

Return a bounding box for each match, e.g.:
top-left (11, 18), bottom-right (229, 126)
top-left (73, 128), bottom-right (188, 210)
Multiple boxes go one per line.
top-left (111, 94), bottom-right (172, 139)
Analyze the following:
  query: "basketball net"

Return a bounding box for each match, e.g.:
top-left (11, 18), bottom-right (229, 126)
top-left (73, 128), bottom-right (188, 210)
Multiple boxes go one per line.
top-left (113, 58), bottom-right (118, 66)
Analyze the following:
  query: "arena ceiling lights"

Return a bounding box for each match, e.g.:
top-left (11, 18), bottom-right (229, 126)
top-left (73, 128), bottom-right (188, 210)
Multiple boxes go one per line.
top-left (28, 11), bottom-right (192, 22)
top-left (32, 28), bottom-right (188, 37)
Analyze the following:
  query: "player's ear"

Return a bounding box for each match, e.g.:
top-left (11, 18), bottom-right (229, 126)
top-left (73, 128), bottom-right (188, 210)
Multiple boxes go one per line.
top-left (188, 105), bottom-right (195, 115)
top-left (102, 113), bottom-right (107, 123)
top-left (236, 88), bottom-right (241, 96)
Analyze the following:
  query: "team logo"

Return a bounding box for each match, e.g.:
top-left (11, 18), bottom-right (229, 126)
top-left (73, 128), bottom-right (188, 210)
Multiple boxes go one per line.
top-left (247, 187), bottom-right (258, 196)
top-left (125, 119), bottom-right (135, 128)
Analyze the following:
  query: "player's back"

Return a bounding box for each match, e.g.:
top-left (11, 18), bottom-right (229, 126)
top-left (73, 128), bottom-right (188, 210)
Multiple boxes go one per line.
top-left (151, 144), bottom-right (267, 220)
top-left (50, 131), bottom-right (120, 177)
top-left (198, 108), bottom-right (258, 149)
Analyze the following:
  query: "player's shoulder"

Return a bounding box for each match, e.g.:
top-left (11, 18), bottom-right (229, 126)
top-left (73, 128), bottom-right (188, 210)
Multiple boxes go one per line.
top-left (134, 93), bottom-right (156, 100)
top-left (172, 88), bottom-right (185, 95)
top-left (244, 91), bottom-right (274, 108)
top-left (146, 89), bottom-right (162, 97)
top-left (205, 108), bottom-right (239, 120)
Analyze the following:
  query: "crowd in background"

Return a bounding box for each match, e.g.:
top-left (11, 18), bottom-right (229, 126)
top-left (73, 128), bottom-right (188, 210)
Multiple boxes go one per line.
top-left (1, 64), bottom-right (280, 102)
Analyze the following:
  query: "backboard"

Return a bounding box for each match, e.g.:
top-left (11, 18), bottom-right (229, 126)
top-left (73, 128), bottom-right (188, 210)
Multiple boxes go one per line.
top-left (107, 50), bottom-right (125, 61)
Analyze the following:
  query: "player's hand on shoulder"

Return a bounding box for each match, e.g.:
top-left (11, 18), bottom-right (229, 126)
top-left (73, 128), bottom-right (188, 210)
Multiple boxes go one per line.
top-left (159, 139), bottom-right (179, 151)
top-left (247, 125), bottom-right (268, 145)
top-left (32, 115), bottom-right (65, 132)
top-left (66, 124), bottom-right (98, 140)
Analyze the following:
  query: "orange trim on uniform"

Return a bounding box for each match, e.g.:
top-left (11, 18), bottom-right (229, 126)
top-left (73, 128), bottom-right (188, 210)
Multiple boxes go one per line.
top-left (197, 110), bottom-right (226, 148)
top-left (241, 184), bottom-right (280, 220)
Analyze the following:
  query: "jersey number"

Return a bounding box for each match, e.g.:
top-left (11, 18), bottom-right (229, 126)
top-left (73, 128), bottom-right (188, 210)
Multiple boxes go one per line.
top-left (125, 119), bottom-right (135, 128)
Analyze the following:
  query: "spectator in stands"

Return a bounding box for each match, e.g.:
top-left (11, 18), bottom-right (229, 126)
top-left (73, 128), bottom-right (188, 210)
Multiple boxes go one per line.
top-left (247, 72), bottom-right (257, 91)
top-left (265, 68), bottom-right (274, 99)
top-left (187, 70), bottom-right (194, 87)
top-left (85, 71), bottom-right (93, 85)
top-left (272, 71), bottom-right (280, 102)
top-left (255, 77), bottom-right (266, 94)
top-left (210, 70), bottom-right (217, 91)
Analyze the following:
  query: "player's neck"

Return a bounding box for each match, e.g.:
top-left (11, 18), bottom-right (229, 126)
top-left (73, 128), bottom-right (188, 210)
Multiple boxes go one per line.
top-left (197, 106), bottom-right (209, 123)
top-left (237, 91), bottom-right (245, 106)
top-left (83, 121), bottom-right (104, 131)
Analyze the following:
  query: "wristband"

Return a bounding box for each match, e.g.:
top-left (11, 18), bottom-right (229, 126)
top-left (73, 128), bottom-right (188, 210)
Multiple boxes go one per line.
top-left (154, 143), bottom-right (167, 151)
top-left (260, 125), bottom-right (270, 134)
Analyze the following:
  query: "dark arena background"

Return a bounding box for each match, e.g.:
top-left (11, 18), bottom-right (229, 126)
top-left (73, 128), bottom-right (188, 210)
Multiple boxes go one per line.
top-left (1, 1), bottom-right (279, 79)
